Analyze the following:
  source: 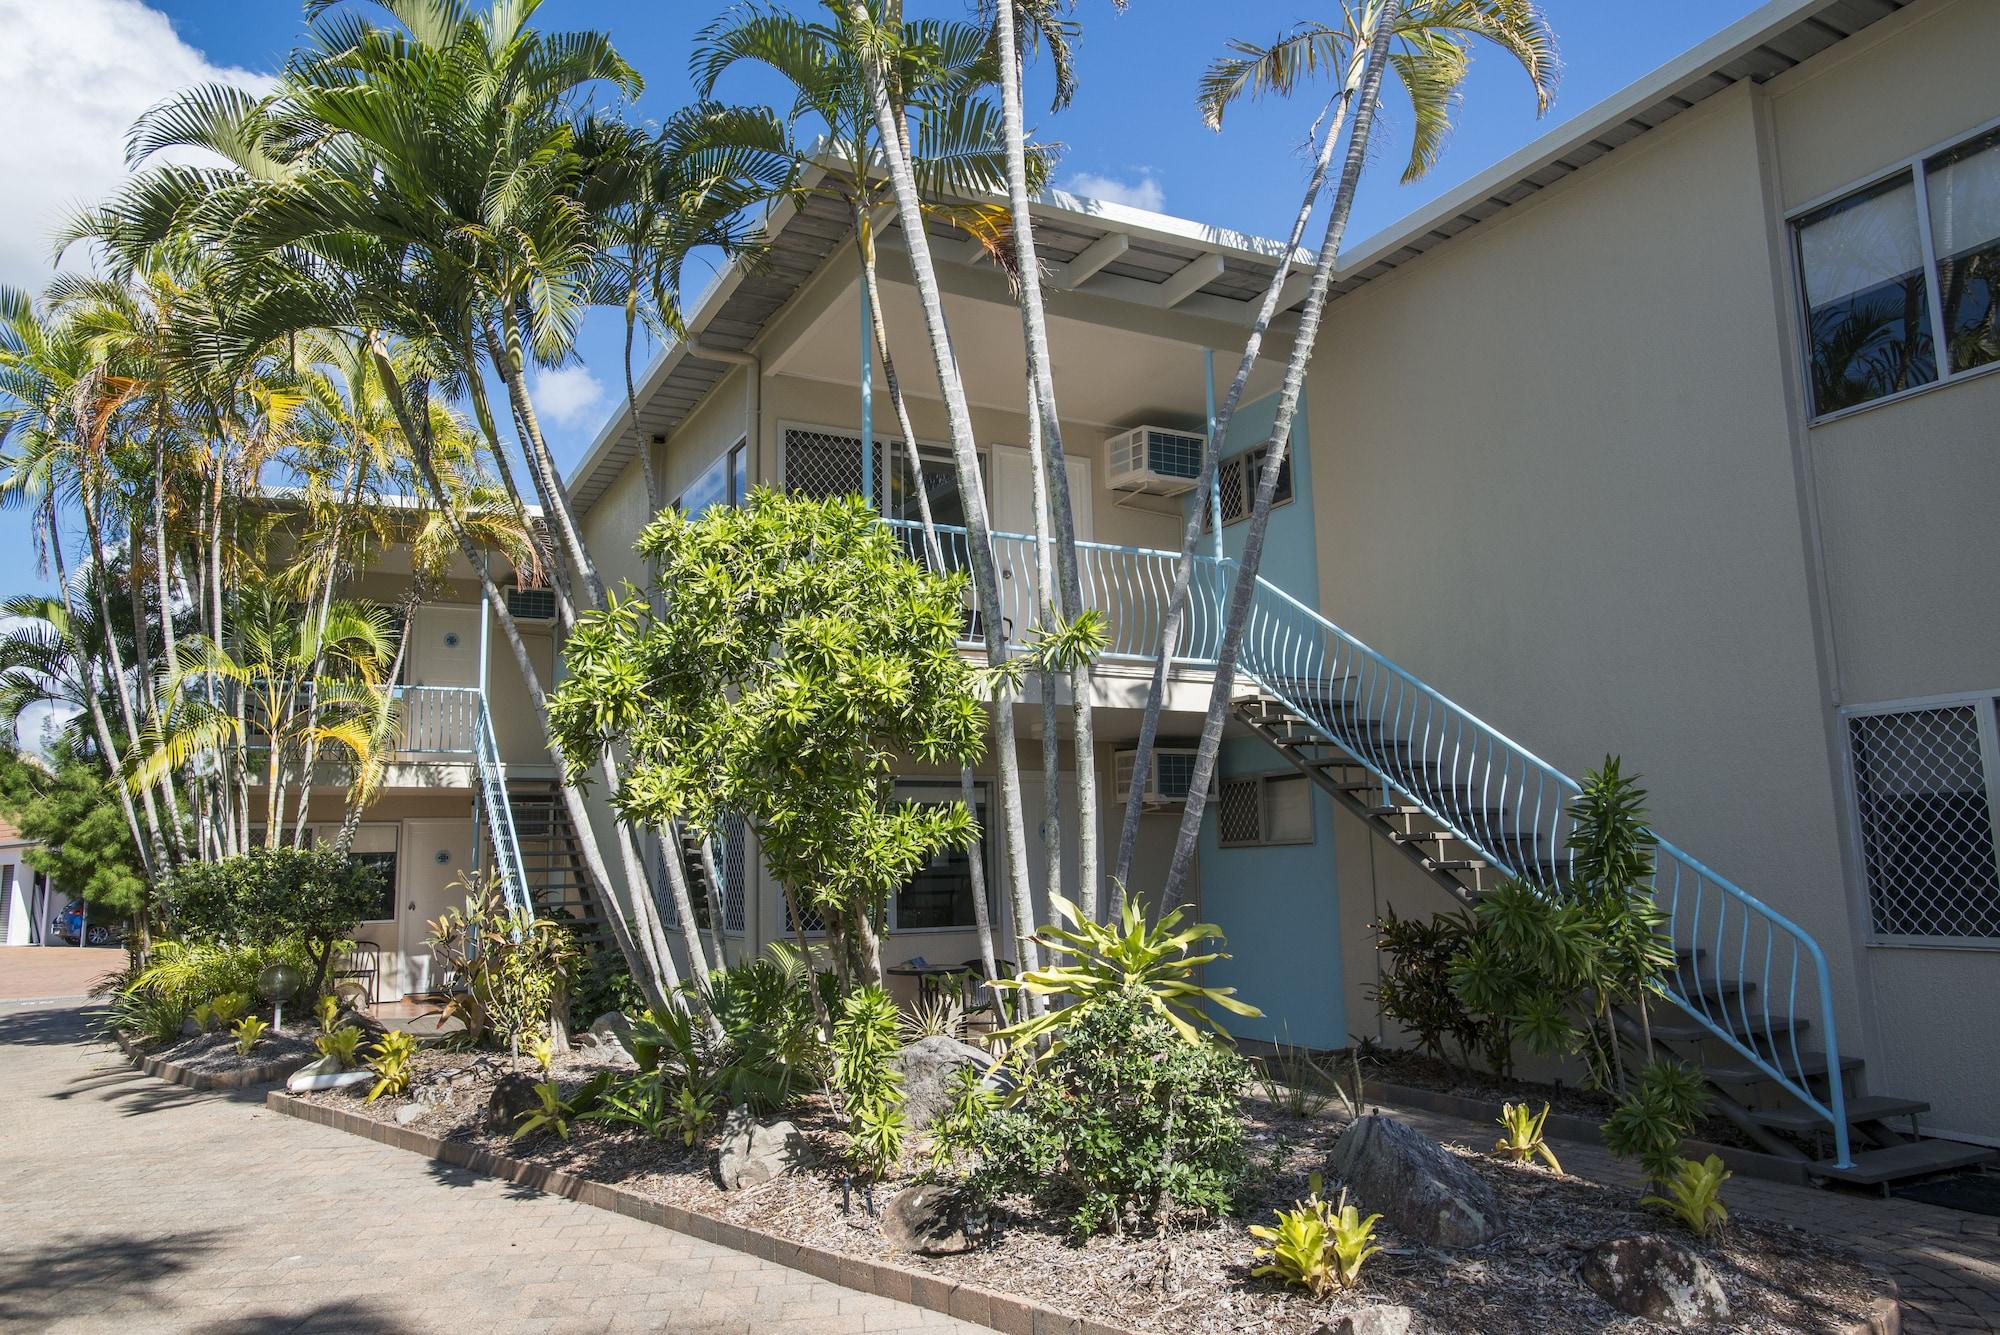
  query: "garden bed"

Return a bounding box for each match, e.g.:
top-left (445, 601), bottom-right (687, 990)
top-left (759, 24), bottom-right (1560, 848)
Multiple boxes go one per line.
top-left (118, 1023), bottom-right (319, 1090)
top-left (288, 1047), bottom-right (1890, 1334)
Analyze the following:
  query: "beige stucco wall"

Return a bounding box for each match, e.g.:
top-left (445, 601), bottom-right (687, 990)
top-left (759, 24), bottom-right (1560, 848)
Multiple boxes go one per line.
top-left (1763, 0), bottom-right (2000, 1140)
top-left (1309, 82), bottom-right (1868, 1085)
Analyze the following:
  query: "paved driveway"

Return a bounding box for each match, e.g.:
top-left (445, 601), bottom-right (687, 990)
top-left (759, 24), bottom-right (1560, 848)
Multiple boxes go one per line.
top-left (0, 1000), bottom-right (981, 1334)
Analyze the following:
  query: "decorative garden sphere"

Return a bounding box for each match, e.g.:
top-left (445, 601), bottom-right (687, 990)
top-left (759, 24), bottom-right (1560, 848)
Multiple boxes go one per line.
top-left (257, 962), bottom-right (303, 1005)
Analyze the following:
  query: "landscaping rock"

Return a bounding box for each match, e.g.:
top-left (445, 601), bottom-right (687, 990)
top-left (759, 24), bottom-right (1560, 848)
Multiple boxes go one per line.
top-left (1326, 1114), bottom-right (1502, 1250)
top-left (485, 1074), bottom-right (542, 1136)
top-left (1580, 1234), bottom-right (1729, 1326)
top-left (180, 1017), bottom-right (203, 1038)
top-left (712, 1107), bottom-right (802, 1191)
top-left (394, 1103), bottom-right (427, 1127)
top-left (285, 1054), bottom-right (372, 1093)
top-left (580, 1012), bottom-right (634, 1057)
top-left (880, 1183), bottom-right (990, 1255)
top-left (1311, 1306), bottom-right (1415, 1335)
top-left (894, 1035), bottom-right (995, 1129)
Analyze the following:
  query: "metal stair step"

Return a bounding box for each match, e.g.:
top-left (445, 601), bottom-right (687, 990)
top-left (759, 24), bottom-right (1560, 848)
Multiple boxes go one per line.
top-left (1706, 1050), bottom-right (1862, 1086)
top-left (1752, 1095), bottom-right (1931, 1134)
top-left (1813, 1139), bottom-right (1997, 1187)
top-left (1648, 1011), bottom-right (1810, 1045)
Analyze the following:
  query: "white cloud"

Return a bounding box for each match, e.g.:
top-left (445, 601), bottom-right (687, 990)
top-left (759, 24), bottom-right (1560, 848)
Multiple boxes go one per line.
top-left (531, 365), bottom-right (607, 429)
top-left (0, 0), bottom-right (271, 291)
top-left (1059, 170), bottom-right (1166, 214)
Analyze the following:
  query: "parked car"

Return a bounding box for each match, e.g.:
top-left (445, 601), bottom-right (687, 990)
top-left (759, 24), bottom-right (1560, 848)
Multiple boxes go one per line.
top-left (50, 900), bottom-right (121, 947)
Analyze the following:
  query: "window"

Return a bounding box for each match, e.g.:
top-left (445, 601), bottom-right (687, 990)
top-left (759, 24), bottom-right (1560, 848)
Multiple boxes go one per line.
top-left (892, 782), bottom-right (994, 931)
top-left (355, 851), bottom-right (398, 923)
top-left (677, 440), bottom-right (750, 516)
top-left (1845, 697), bottom-right (2000, 943)
top-left (1794, 123), bottom-right (2000, 417)
top-left (1216, 772), bottom-right (1314, 847)
top-left (1204, 445), bottom-right (1294, 531)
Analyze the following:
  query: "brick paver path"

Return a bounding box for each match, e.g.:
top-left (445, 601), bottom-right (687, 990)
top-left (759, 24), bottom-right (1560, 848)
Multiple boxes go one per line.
top-left (0, 944), bottom-right (122, 1003)
top-left (0, 1000), bottom-right (982, 1334)
top-left (1383, 1100), bottom-right (2000, 1331)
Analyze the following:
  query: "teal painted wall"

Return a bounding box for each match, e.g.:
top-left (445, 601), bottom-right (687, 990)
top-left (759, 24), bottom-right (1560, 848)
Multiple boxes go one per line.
top-left (1185, 384), bottom-right (1344, 1050)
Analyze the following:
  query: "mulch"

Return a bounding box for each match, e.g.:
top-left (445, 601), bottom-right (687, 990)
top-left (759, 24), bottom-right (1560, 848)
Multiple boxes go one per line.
top-left (143, 1023), bottom-right (319, 1078)
top-left (290, 1044), bottom-right (1887, 1334)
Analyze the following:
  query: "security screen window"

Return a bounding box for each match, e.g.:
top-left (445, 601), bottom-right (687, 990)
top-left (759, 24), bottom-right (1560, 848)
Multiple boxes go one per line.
top-left (892, 781), bottom-right (992, 931)
top-left (1797, 172), bottom-right (1937, 415)
top-left (1927, 129), bottom-right (2000, 376)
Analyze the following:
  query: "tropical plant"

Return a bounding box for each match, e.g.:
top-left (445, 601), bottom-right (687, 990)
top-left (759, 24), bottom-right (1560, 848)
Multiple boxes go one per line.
top-left (191, 1000), bottom-right (216, 1032)
top-left (233, 1014), bottom-right (269, 1056)
top-left (208, 992), bottom-right (251, 1028)
top-left (1493, 1101), bottom-right (1563, 1173)
top-left (425, 876), bottom-right (578, 1054)
top-left (1373, 905), bottom-right (1500, 1071)
top-left (832, 985), bottom-right (908, 1180)
top-left (900, 990), bottom-right (963, 1043)
top-left (707, 950), bottom-right (833, 1111)
top-left (549, 491), bottom-right (985, 987)
top-left (316, 993), bottom-right (340, 1034)
top-left (316, 1024), bottom-right (365, 1070)
top-left (587, 1071), bottom-right (676, 1140)
top-left (1642, 1154), bottom-right (1732, 1238)
top-left (1137, 0), bottom-right (1558, 902)
top-left (365, 1030), bottom-right (420, 1103)
top-left (104, 989), bottom-right (191, 1046)
top-left (1249, 1173), bottom-right (1383, 1296)
top-left (977, 987), bottom-right (1248, 1238)
top-left (512, 1073), bottom-right (615, 1142)
top-left (127, 938), bottom-right (301, 1015)
top-left (992, 892), bottom-right (1260, 1051)
top-left (928, 1066), bottom-right (998, 1171)
top-left (163, 845), bottom-right (380, 996)
top-left (1253, 1039), bottom-right (1343, 1120)
top-left (1603, 1057), bottom-right (1709, 1184)
top-left (525, 1035), bottom-right (556, 1078)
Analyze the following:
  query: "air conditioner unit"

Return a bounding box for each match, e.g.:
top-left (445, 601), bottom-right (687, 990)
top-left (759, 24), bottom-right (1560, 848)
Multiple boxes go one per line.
top-left (505, 582), bottom-right (557, 621)
top-left (1113, 746), bottom-right (1199, 806)
top-left (1104, 425), bottom-right (1205, 497)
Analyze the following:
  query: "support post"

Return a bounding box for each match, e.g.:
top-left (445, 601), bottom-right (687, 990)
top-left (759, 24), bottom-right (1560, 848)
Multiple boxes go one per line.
top-left (860, 272), bottom-right (875, 509)
top-left (1205, 348), bottom-right (1223, 559)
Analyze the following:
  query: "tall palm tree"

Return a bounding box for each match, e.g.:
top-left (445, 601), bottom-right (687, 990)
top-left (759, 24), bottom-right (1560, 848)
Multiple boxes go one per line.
top-left (1155, 0), bottom-right (1559, 897)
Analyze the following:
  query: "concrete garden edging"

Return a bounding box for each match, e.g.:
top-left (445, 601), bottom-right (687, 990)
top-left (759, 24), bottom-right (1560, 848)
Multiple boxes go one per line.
top-left (115, 1030), bottom-right (315, 1092)
top-left (264, 1090), bottom-right (1903, 1335)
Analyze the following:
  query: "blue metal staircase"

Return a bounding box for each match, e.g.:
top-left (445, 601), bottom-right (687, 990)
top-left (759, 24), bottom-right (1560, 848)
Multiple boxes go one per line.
top-left (890, 519), bottom-right (1995, 1188)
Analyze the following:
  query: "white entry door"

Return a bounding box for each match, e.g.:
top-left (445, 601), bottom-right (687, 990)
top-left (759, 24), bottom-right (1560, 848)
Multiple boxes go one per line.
top-left (398, 819), bottom-right (472, 996)
top-left (989, 447), bottom-right (1095, 645)
top-left (408, 606), bottom-right (480, 688)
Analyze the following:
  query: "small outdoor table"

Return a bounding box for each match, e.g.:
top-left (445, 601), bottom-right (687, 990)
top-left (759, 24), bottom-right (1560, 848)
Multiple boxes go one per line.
top-left (884, 962), bottom-right (968, 1006)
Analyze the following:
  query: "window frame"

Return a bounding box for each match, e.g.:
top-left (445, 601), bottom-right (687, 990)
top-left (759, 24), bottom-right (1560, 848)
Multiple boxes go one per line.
top-left (1788, 115), bottom-right (2000, 425)
top-left (776, 419), bottom-right (986, 520)
top-left (1838, 690), bottom-right (2000, 951)
top-left (1215, 770), bottom-right (1316, 849)
top-left (674, 438), bottom-right (751, 515)
top-left (779, 779), bottom-right (998, 937)
top-left (1203, 445), bottom-right (1295, 533)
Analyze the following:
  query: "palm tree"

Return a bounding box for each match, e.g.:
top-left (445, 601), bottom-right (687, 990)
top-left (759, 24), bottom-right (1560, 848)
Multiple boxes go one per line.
top-left (1155, 0), bottom-right (1558, 898)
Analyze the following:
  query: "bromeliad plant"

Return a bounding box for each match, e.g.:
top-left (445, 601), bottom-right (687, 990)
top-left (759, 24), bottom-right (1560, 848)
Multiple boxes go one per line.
top-left (993, 891), bottom-right (1261, 1052)
top-left (232, 1014), bottom-right (269, 1055)
top-left (365, 1030), bottom-right (419, 1103)
top-left (513, 1073), bottom-right (614, 1142)
top-left (316, 1024), bottom-right (365, 1069)
top-left (209, 991), bottom-right (250, 1028)
top-left (1493, 1101), bottom-right (1563, 1173)
top-left (1249, 1173), bottom-right (1383, 1297)
top-left (1643, 1154), bottom-right (1732, 1237)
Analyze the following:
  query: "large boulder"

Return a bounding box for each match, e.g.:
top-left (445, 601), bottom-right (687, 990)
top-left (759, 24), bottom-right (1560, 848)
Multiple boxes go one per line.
top-left (894, 1035), bottom-right (996, 1130)
top-left (879, 1183), bottom-right (990, 1255)
top-left (1326, 1114), bottom-right (1503, 1250)
top-left (1580, 1235), bottom-right (1730, 1326)
top-left (485, 1073), bottom-right (543, 1135)
top-left (713, 1107), bottom-right (803, 1191)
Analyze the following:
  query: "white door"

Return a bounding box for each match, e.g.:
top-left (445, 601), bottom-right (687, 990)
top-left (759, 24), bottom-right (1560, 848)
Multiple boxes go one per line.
top-left (989, 448), bottom-right (1095, 645)
top-left (408, 606), bottom-right (480, 688)
top-left (398, 819), bottom-right (472, 996)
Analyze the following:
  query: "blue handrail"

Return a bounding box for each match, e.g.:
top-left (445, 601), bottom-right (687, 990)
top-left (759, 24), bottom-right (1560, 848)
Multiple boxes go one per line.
top-left (887, 517), bottom-right (1851, 1167)
top-left (472, 699), bottom-right (534, 921)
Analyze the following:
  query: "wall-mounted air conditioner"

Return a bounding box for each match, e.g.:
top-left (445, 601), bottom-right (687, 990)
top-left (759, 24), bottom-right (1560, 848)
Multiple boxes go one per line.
top-left (1104, 425), bottom-right (1205, 497)
top-left (1113, 746), bottom-right (1199, 806)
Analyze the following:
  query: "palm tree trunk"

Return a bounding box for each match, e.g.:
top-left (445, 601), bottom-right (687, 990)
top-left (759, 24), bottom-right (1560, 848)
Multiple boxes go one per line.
top-left (147, 416), bottom-right (187, 864)
top-left (993, 0), bottom-right (1101, 918)
top-left (1113, 90), bottom-right (1353, 890)
top-left (291, 448), bottom-right (372, 847)
top-left (848, 9), bottom-right (1043, 987)
top-left (1022, 373), bottom-right (1065, 921)
top-left (960, 766), bottom-right (1001, 1010)
top-left (1165, 7), bottom-right (1401, 900)
top-left (369, 343), bottom-right (681, 1013)
top-left (81, 482), bottom-right (168, 867)
top-left (696, 834), bottom-right (732, 972)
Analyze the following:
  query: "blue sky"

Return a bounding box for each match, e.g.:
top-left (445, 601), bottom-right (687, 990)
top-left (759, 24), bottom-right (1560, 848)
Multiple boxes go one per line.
top-left (1, 0), bottom-right (1774, 594)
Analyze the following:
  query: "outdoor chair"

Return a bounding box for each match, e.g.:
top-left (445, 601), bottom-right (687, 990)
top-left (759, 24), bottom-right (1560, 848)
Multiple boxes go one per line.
top-left (957, 957), bottom-right (1017, 1031)
top-left (331, 943), bottom-right (380, 1007)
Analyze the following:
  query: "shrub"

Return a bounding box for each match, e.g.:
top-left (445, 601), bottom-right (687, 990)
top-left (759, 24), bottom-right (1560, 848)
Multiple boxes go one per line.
top-left (209, 992), bottom-right (251, 1027)
top-left (130, 939), bottom-right (310, 1014)
top-left (978, 987), bottom-right (1248, 1238)
top-left (316, 1025), bottom-right (365, 1069)
top-left (105, 989), bottom-right (190, 1046)
top-left (1643, 1154), bottom-right (1731, 1237)
top-left (426, 876), bottom-right (577, 1053)
top-left (1603, 1057), bottom-right (1708, 1183)
top-left (832, 986), bottom-right (906, 1180)
top-left (707, 948), bottom-right (831, 1111)
top-left (1373, 905), bottom-right (1500, 1071)
top-left (365, 1030), bottom-right (419, 1102)
top-left (233, 1015), bottom-right (269, 1055)
top-left (928, 1066), bottom-right (998, 1172)
top-left (1249, 1173), bottom-right (1383, 1296)
top-left (1493, 1101), bottom-right (1563, 1173)
top-left (164, 846), bottom-right (380, 995)
top-left (994, 892), bottom-right (1260, 1052)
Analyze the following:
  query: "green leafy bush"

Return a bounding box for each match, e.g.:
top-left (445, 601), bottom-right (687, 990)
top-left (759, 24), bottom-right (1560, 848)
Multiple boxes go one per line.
top-left (1249, 1173), bottom-right (1383, 1296)
top-left (365, 1030), bottom-right (419, 1102)
top-left (977, 987), bottom-right (1248, 1238)
top-left (1603, 1057), bottom-right (1708, 1183)
top-left (316, 1024), bottom-right (365, 1069)
top-left (1643, 1154), bottom-right (1731, 1237)
top-left (512, 1073), bottom-right (613, 1141)
top-left (233, 1015), bottom-right (269, 1055)
top-left (1372, 905), bottom-right (1500, 1070)
top-left (128, 939), bottom-right (309, 1014)
top-left (164, 847), bottom-right (380, 995)
top-left (994, 892), bottom-right (1260, 1051)
top-left (832, 985), bottom-right (906, 1180)
top-left (426, 876), bottom-right (577, 1053)
top-left (105, 989), bottom-right (190, 1046)
top-left (929, 1066), bottom-right (999, 1172)
top-left (707, 949), bottom-right (831, 1111)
